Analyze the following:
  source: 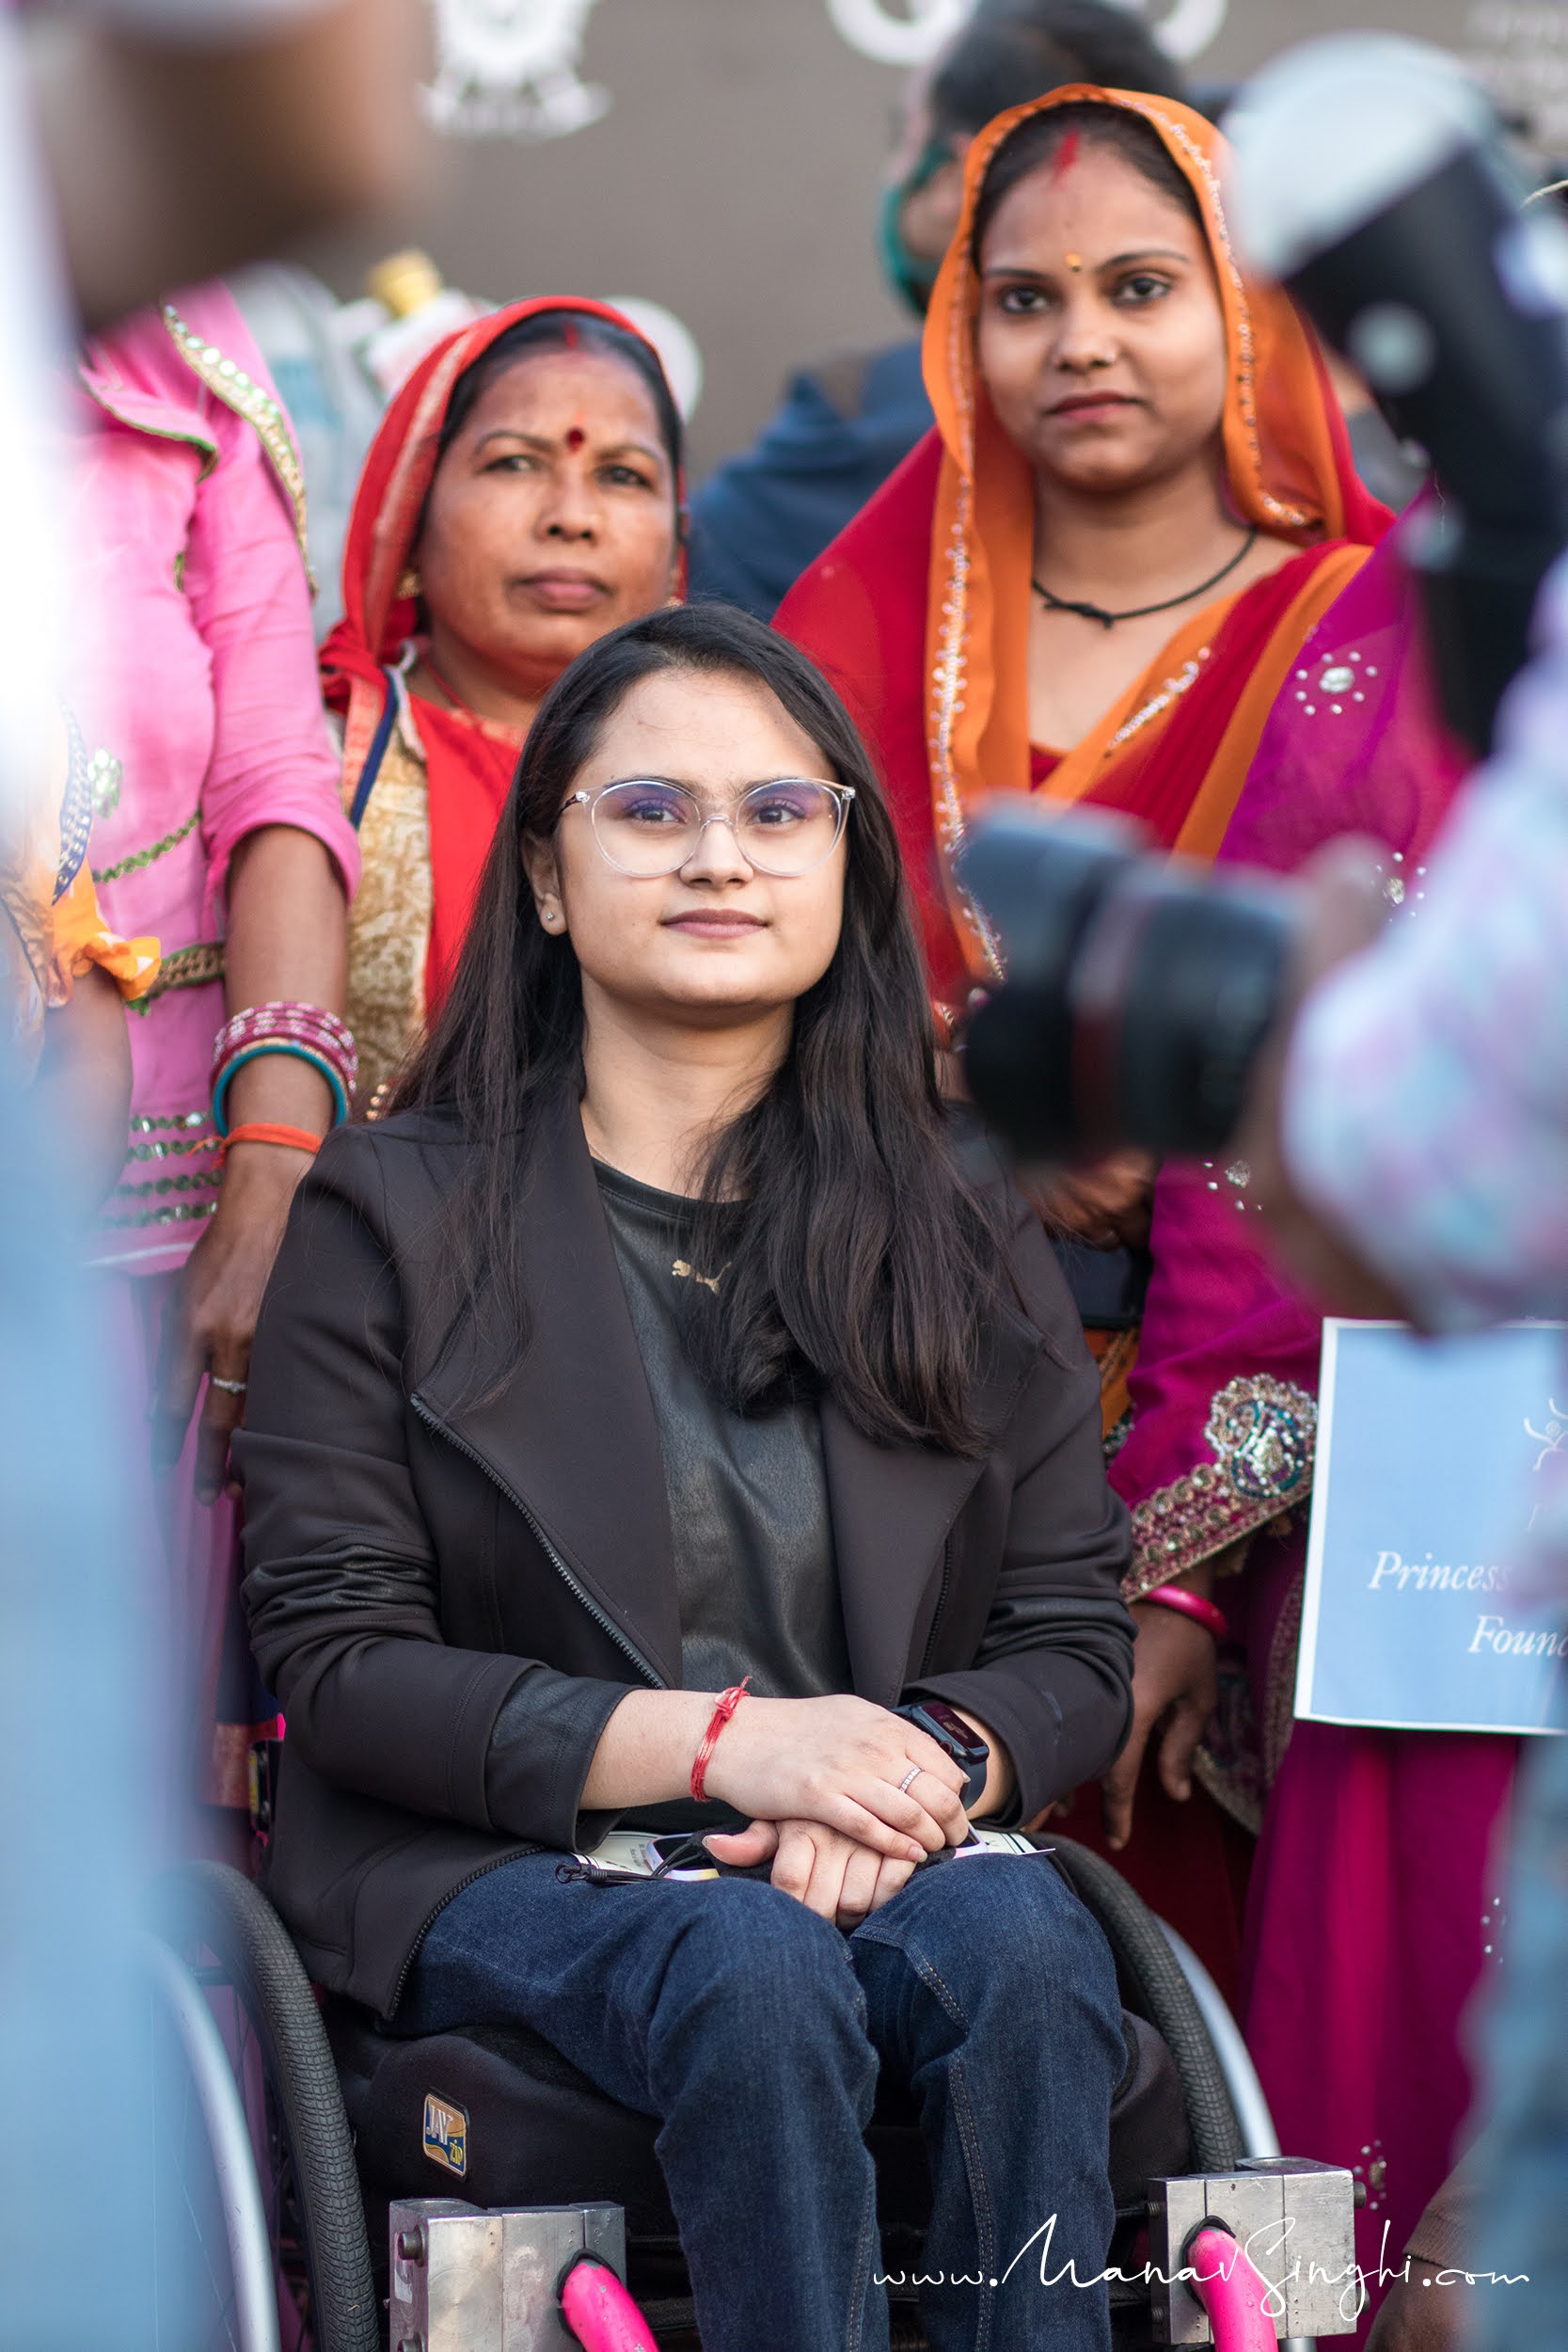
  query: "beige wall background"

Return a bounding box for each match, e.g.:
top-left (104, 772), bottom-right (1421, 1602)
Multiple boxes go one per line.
top-left (315, 0), bottom-right (1564, 479)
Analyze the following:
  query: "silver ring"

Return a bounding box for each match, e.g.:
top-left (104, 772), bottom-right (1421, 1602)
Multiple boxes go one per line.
top-left (209, 1375), bottom-right (247, 1395)
top-left (897, 1766), bottom-right (922, 1795)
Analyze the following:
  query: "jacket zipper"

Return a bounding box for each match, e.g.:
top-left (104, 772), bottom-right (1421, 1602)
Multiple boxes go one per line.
top-left (918, 1536), bottom-right (953, 1677)
top-left (409, 1391), bottom-right (666, 1690)
top-left (388, 1845), bottom-right (546, 2015)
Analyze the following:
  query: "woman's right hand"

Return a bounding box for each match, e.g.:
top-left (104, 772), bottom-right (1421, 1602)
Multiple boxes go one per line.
top-left (703, 1693), bottom-right (969, 1864)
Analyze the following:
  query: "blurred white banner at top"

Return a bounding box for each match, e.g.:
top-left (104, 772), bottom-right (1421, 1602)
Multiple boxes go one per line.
top-left (826, 0), bottom-right (1228, 68)
top-left (423, 0), bottom-right (610, 141)
top-left (825, 0), bottom-right (970, 67)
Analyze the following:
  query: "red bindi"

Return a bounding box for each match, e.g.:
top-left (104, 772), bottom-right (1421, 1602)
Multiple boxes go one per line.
top-left (565, 425), bottom-right (586, 452)
top-left (1050, 128), bottom-right (1081, 184)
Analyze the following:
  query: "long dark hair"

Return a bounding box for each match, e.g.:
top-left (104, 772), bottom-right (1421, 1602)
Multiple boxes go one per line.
top-left (392, 603), bottom-right (1015, 1455)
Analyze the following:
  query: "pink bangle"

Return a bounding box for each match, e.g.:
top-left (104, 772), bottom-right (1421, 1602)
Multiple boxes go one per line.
top-left (210, 1002), bottom-right (358, 1129)
top-left (1141, 1583), bottom-right (1229, 1641)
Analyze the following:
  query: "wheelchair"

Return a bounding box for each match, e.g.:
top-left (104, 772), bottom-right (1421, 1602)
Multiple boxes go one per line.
top-left (150, 1836), bottom-right (1354, 2352)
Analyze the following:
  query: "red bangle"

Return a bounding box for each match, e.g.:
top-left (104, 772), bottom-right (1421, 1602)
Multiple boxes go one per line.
top-left (1141, 1584), bottom-right (1229, 1641)
top-left (219, 1121), bottom-right (324, 1162)
top-left (689, 1677), bottom-right (751, 1803)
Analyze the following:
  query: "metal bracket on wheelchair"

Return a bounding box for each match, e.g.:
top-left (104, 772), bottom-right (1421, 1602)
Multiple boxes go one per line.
top-left (1148, 2159), bottom-right (1360, 2344)
top-left (388, 2197), bottom-right (626, 2351)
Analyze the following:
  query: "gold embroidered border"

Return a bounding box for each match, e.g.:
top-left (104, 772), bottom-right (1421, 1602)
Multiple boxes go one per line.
top-left (1134, 103), bottom-right (1313, 536)
top-left (1122, 1373), bottom-right (1317, 1596)
top-left (1262, 1564), bottom-right (1306, 1788)
top-left (1191, 1742), bottom-right (1263, 1837)
top-left (133, 938), bottom-right (224, 1010)
top-left (1105, 651), bottom-right (1208, 755)
top-left (163, 304), bottom-right (314, 587)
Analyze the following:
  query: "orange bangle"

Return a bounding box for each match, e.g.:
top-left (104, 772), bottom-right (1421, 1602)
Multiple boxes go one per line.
top-left (218, 1121), bottom-right (324, 1162)
top-left (689, 1677), bottom-right (751, 1803)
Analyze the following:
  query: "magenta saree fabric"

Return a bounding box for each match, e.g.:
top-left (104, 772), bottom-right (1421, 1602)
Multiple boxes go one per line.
top-left (1110, 525), bottom-right (1518, 2334)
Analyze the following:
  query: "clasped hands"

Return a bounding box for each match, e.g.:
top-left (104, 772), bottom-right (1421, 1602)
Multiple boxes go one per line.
top-left (698, 1692), bottom-right (975, 1929)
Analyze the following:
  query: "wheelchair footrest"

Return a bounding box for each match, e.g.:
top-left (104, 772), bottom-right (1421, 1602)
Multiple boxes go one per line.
top-left (388, 2196), bottom-right (627, 2350)
top-left (1148, 2158), bottom-right (1360, 2344)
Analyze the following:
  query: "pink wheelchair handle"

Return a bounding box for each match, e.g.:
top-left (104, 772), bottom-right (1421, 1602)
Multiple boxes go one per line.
top-left (559, 2254), bottom-right (659, 2352)
top-left (1186, 2223), bottom-right (1281, 2352)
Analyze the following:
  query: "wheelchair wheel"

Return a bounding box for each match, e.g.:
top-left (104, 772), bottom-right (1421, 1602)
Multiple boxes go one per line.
top-left (157, 1861), bottom-right (380, 2352)
top-left (1046, 1836), bottom-right (1245, 2173)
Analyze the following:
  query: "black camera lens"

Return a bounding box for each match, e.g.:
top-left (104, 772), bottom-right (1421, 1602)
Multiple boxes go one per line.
top-left (958, 806), bottom-right (1297, 1164)
top-left (1072, 866), bottom-right (1295, 1155)
top-left (958, 809), bottom-right (1140, 1161)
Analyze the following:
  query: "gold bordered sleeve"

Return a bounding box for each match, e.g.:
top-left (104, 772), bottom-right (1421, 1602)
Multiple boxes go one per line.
top-left (163, 303), bottom-right (313, 588)
top-left (1121, 1374), bottom-right (1317, 1600)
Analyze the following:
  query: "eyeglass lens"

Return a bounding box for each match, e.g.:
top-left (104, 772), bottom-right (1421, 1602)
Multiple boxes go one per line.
top-left (590, 779), bottom-right (847, 876)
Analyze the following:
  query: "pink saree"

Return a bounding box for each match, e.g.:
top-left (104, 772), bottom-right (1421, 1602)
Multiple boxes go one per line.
top-left (1111, 530), bottom-right (1516, 2332)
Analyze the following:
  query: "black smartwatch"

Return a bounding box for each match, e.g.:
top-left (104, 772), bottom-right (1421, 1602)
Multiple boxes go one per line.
top-left (895, 1700), bottom-right (990, 1809)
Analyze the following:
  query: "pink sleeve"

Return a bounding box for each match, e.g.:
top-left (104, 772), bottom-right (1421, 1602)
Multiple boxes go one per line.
top-left (179, 307), bottom-right (359, 926)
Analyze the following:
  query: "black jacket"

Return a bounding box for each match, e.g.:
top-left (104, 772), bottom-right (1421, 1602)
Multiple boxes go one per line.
top-left (234, 1097), bottom-right (1133, 2016)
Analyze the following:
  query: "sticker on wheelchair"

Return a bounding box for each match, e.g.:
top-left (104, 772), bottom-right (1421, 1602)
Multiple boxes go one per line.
top-left (565, 1826), bottom-right (1043, 1883)
top-left (422, 2090), bottom-right (468, 2176)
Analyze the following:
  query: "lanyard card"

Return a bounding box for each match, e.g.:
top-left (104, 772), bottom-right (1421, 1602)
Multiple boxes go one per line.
top-left (1297, 1319), bottom-right (1568, 1736)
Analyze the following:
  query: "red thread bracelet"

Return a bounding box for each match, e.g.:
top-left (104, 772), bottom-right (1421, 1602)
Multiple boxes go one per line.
top-left (219, 1122), bottom-right (324, 1162)
top-left (1141, 1583), bottom-right (1228, 1641)
top-left (689, 1677), bottom-right (751, 1803)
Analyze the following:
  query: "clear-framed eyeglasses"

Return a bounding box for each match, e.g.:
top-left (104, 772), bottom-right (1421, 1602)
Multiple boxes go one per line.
top-left (559, 776), bottom-right (856, 878)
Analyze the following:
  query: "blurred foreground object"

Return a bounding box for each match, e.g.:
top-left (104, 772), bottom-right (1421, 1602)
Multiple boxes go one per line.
top-left (25, 0), bottom-right (420, 326)
top-left (0, 6), bottom-right (169, 2343)
top-left (1228, 32), bottom-right (1568, 759)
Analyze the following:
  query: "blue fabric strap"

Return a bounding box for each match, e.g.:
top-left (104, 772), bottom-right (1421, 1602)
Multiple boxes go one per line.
top-left (348, 668), bottom-right (400, 831)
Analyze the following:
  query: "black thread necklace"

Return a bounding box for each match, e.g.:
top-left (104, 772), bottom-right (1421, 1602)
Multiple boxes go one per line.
top-left (1031, 528), bottom-right (1259, 630)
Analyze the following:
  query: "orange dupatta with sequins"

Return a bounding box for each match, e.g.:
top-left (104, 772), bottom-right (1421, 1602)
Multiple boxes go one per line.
top-left (777, 87), bottom-right (1390, 1021)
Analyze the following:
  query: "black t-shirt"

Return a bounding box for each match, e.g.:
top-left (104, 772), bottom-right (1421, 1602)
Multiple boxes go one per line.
top-left (594, 1161), bottom-right (852, 1697)
top-left (592, 1161), bottom-right (852, 1833)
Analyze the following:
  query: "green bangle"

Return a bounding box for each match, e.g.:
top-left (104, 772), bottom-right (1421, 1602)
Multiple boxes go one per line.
top-left (211, 1041), bottom-right (350, 1137)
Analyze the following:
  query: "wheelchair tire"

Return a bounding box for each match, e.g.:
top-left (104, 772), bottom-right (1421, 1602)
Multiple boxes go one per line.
top-left (1045, 1836), bottom-right (1244, 2175)
top-left (158, 1861), bottom-right (380, 2352)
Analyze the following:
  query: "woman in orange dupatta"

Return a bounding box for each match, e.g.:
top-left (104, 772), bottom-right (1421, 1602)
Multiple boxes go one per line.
top-left (323, 298), bottom-right (685, 1107)
top-left (778, 87), bottom-right (1391, 1990)
top-left (779, 85), bottom-right (1388, 1030)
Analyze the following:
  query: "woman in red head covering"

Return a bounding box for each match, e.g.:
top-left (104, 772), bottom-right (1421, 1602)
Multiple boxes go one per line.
top-left (324, 299), bottom-right (685, 1105)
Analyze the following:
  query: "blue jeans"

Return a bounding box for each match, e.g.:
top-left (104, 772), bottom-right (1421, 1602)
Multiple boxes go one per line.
top-left (402, 1847), bottom-right (1123, 2352)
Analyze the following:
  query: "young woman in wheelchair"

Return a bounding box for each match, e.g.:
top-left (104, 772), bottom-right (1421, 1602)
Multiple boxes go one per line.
top-left (235, 602), bottom-right (1136, 2352)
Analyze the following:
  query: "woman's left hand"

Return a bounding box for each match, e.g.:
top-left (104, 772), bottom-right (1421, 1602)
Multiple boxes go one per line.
top-left (1026, 1149), bottom-right (1157, 1249)
top-left (1099, 1584), bottom-right (1220, 1850)
top-left (705, 1818), bottom-right (918, 1926)
top-left (151, 1138), bottom-right (316, 1502)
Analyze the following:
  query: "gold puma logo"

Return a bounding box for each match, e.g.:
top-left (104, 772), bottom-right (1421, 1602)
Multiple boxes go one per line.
top-left (672, 1258), bottom-right (723, 1295)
